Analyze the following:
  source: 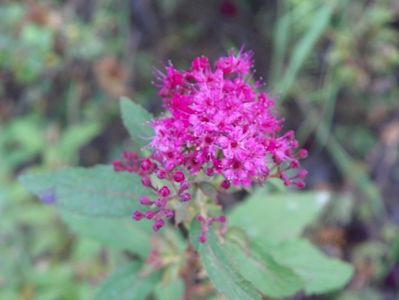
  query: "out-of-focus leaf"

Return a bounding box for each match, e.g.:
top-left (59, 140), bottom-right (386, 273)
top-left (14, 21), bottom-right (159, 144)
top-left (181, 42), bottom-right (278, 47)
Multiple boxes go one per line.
top-left (190, 225), bottom-right (262, 300)
top-left (0, 3), bottom-right (24, 26)
top-left (61, 212), bottom-right (151, 258)
top-left (277, 4), bottom-right (334, 99)
top-left (0, 116), bottom-right (44, 170)
top-left (59, 123), bottom-right (101, 161)
top-left (19, 165), bottom-right (152, 217)
top-left (225, 240), bottom-right (304, 298)
top-left (229, 190), bottom-right (330, 242)
top-left (265, 239), bottom-right (354, 294)
top-left (326, 136), bottom-right (385, 219)
top-left (120, 97), bottom-right (154, 150)
top-left (336, 288), bottom-right (381, 300)
top-left (155, 278), bottom-right (184, 300)
top-left (21, 24), bottom-right (53, 50)
top-left (271, 0), bottom-right (291, 81)
top-left (95, 262), bottom-right (159, 300)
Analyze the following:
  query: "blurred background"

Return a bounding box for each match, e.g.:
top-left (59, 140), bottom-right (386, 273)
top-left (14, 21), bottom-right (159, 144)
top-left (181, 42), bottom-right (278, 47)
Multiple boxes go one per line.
top-left (1, 0), bottom-right (399, 299)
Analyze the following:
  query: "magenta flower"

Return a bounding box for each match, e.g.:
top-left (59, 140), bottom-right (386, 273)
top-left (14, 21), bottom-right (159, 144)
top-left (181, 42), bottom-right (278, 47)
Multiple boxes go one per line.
top-left (113, 50), bottom-right (307, 242)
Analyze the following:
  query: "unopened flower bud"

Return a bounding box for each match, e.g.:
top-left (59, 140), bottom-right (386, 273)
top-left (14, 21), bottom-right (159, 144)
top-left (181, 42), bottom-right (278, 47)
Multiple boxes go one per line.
top-left (141, 176), bottom-right (152, 187)
top-left (180, 192), bottom-right (192, 202)
top-left (173, 171), bottom-right (185, 183)
top-left (221, 180), bottom-right (230, 189)
top-left (158, 186), bottom-right (171, 197)
top-left (132, 211), bottom-right (144, 221)
top-left (152, 219), bottom-right (165, 232)
top-left (140, 159), bottom-right (153, 171)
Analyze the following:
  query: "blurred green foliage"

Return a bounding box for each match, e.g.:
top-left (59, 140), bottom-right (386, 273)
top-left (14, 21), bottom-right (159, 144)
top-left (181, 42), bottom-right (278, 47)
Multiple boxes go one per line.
top-left (1, 0), bottom-right (399, 299)
top-left (20, 99), bottom-right (354, 299)
top-left (0, 1), bottom-right (121, 299)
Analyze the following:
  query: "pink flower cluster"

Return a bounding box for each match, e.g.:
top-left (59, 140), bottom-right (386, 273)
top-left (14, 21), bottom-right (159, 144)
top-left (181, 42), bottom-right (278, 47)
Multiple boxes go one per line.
top-left (113, 50), bottom-right (307, 242)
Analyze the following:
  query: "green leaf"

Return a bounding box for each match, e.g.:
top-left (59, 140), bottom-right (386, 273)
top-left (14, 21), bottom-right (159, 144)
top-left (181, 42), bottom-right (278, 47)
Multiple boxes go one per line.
top-left (271, 1), bottom-right (291, 82)
top-left (21, 24), bottom-right (53, 50)
top-left (120, 97), bottom-right (154, 150)
top-left (277, 4), bottom-right (334, 99)
top-left (266, 239), bottom-right (354, 295)
top-left (19, 165), bottom-right (152, 217)
top-left (96, 262), bottom-right (159, 300)
top-left (229, 190), bottom-right (330, 242)
top-left (59, 123), bottom-right (101, 161)
top-left (60, 212), bottom-right (151, 258)
top-left (191, 225), bottom-right (262, 300)
top-left (225, 241), bottom-right (304, 298)
top-left (155, 279), bottom-right (184, 300)
top-left (325, 136), bottom-right (385, 219)
top-left (0, 115), bottom-right (44, 171)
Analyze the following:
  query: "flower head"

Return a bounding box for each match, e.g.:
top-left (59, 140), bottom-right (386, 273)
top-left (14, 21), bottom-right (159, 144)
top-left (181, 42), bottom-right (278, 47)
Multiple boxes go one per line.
top-left (114, 50), bottom-right (307, 242)
top-left (152, 50), bottom-right (303, 186)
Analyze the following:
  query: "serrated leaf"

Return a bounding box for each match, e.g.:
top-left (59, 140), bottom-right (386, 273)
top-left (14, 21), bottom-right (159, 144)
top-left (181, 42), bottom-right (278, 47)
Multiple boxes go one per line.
top-left (225, 241), bottom-right (304, 298)
top-left (19, 165), bottom-right (152, 217)
top-left (191, 225), bottom-right (262, 300)
top-left (96, 262), bottom-right (159, 300)
top-left (120, 97), bottom-right (154, 150)
top-left (229, 190), bottom-right (330, 242)
top-left (60, 212), bottom-right (151, 258)
top-left (266, 239), bottom-right (354, 295)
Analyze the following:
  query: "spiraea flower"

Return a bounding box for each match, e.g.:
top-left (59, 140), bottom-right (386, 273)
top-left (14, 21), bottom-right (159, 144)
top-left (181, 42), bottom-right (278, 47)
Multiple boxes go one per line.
top-left (113, 50), bottom-right (307, 242)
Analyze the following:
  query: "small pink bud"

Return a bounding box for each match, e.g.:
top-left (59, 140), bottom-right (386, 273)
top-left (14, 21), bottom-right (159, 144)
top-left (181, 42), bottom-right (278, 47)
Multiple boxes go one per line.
top-left (290, 160), bottom-right (299, 168)
top-left (173, 171), bottom-right (185, 183)
top-left (298, 169), bottom-right (308, 178)
top-left (157, 169), bottom-right (167, 179)
top-left (180, 192), bottom-right (192, 202)
top-left (141, 176), bottom-right (152, 187)
top-left (139, 196), bottom-right (152, 206)
top-left (197, 215), bottom-right (206, 223)
top-left (155, 198), bottom-right (166, 208)
top-left (279, 173), bottom-right (288, 181)
top-left (285, 130), bottom-right (294, 139)
top-left (283, 179), bottom-right (291, 186)
top-left (199, 234), bottom-right (207, 243)
top-left (179, 181), bottom-right (189, 191)
top-left (112, 161), bottom-right (124, 172)
top-left (158, 186), bottom-right (171, 197)
top-left (205, 168), bottom-right (214, 176)
top-left (152, 219), bottom-right (165, 232)
top-left (296, 181), bottom-right (305, 189)
top-left (213, 159), bottom-right (223, 170)
top-left (273, 155), bottom-right (282, 164)
top-left (132, 211), bottom-right (144, 221)
top-left (140, 159), bottom-right (153, 171)
top-left (221, 180), bottom-right (230, 189)
top-left (218, 216), bottom-right (226, 223)
top-left (298, 149), bottom-right (308, 158)
top-left (144, 210), bottom-right (156, 220)
top-left (164, 209), bottom-right (175, 219)
top-left (165, 161), bottom-right (175, 171)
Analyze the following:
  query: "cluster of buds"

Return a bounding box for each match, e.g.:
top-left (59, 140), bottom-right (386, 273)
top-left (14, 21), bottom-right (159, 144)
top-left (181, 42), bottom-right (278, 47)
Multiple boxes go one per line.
top-left (113, 152), bottom-right (192, 233)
